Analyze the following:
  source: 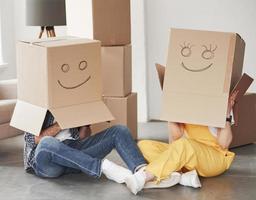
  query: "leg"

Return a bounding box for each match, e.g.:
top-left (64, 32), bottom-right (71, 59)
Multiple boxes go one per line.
top-left (125, 138), bottom-right (233, 194)
top-left (125, 140), bottom-right (183, 194)
top-left (185, 140), bottom-right (235, 177)
top-left (147, 138), bottom-right (233, 180)
top-left (79, 125), bottom-right (146, 172)
top-left (137, 140), bottom-right (169, 163)
top-left (34, 136), bottom-right (101, 178)
top-left (146, 138), bottom-right (197, 181)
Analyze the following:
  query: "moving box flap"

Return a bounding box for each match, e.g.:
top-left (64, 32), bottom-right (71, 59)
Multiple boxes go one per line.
top-left (19, 36), bottom-right (98, 48)
top-left (10, 100), bottom-right (47, 136)
top-left (231, 73), bottom-right (254, 102)
top-left (19, 36), bottom-right (77, 44)
top-left (231, 73), bottom-right (254, 126)
top-left (50, 101), bottom-right (114, 129)
top-left (155, 63), bottom-right (166, 90)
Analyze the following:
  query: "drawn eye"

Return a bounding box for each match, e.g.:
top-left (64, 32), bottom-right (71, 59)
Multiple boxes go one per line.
top-left (79, 61), bottom-right (88, 71)
top-left (61, 64), bottom-right (70, 73)
top-left (201, 45), bottom-right (217, 60)
top-left (180, 42), bottom-right (194, 57)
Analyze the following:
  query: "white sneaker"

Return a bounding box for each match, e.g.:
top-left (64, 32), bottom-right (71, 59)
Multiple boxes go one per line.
top-left (101, 159), bottom-right (132, 184)
top-left (144, 172), bottom-right (181, 189)
top-left (125, 170), bottom-right (146, 195)
top-left (179, 170), bottom-right (202, 188)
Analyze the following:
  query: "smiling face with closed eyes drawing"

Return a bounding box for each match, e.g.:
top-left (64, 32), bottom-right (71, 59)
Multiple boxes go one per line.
top-left (180, 42), bottom-right (217, 72)
top-left (165, 29), bottom-right (232, 95)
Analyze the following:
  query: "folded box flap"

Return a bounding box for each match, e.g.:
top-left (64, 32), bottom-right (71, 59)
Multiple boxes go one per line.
top-left (155, 63), bottom-right (166, 90)
top-left (19, 36), bottom-right (98, 48)
top-left (19, 36), bottom-right (77, 45)
top-left (50, 101), bottom-right (114, 129)
top-left (10, 100), bottom-right (47, 136)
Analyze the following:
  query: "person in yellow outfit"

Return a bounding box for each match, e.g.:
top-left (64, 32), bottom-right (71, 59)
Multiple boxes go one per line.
top-left (124, 91), bottom-right (238, 195)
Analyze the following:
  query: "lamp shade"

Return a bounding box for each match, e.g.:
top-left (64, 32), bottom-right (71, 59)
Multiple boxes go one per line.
top-left (26, 0), bottom-right (66, 26)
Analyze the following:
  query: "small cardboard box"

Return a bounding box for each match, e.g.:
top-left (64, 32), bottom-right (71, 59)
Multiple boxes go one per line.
top-left (11, 37), bottom-right (114, 136)
top-left (91, 93), bottom-right (137, 139)
top-left (66, 0), bottom-right (131, 46)
top-left (101, 45), bottom-right (132, 97)
top-left (161, 28), bottom-right (245, 128)
top-left (230, 93), bottom-right (256, 148)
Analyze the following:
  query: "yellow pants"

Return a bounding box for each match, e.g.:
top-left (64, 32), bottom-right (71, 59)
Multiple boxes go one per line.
top-left (138, 138), bottom-right (235, 181)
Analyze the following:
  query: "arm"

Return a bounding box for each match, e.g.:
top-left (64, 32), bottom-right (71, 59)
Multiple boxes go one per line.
top-left (216, 91), bottom-right (238, 149)
top-left (216, 122), bottom-right (233, 149)
top-left (79, 125), bottom-right (92, 140)
top-left (35, 122), bottom-right (61, 144)
top-left (168, 122), bottom-right (185, 143)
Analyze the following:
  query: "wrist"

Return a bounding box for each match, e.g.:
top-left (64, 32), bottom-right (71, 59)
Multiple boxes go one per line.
top-left (226, 115), bottom-right (232, 123)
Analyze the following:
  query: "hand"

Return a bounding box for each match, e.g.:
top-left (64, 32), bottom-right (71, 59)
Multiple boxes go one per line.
top-left (35, 123), bottom-right (61, 144)
top-left (226, 90), bottom-right (239, 117)
top-left (79, 125), bottom-right (92, 140)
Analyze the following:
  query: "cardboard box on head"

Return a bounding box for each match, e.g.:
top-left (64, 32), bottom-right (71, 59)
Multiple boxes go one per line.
top-left (161, 28), bottom-right (245, 128)
top-left (156, 64), bottom-right (254, 145)
top-left (10, 37), bottom-right (114, 136)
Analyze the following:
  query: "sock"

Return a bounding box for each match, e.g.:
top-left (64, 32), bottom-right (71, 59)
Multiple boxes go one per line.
top-left (101, 159), bottom-right (132, 184)
top-left (125, 170), bottom-right (146, 195)
top-left (179, 170), bottom-right (202, 188)
top-left (144, 172), bottom-right (181, 189)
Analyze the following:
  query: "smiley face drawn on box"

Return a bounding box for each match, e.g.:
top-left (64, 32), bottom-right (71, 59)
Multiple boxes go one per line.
top-left (57, 60), bottom-right (91, 90)
top-left (180, 42), bottom-right (217, 73)
top-left (48, 42), bottom-right (102, 108)
top-left (165, 29), bottom-right (232, 95)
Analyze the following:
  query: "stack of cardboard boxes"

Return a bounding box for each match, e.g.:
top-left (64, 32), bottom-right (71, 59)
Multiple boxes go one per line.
top-left (95, 0), bottom-right (137, 139)
top-left (66, 0), bottom-right (137, 139)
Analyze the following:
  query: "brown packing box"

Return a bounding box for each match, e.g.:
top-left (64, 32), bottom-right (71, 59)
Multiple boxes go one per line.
top-left (161, 28), bottom-right (245, 128)
top-left (66, 0), bottom-right (131, 46)
top-left (230, 93), bottom-right (256, 148)
top-left (101, 45), bottom-right (132, 97)
top-left (91, 93), bottom-right (137, 139)
top-left (156, 64), bottom-right (255, 147)
top-left (11, 37), bottom-right (114, 136)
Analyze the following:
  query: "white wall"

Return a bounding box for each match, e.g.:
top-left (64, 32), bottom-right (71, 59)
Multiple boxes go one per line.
top-left (130, 0), bottom-right (148, 122)
top-left (145, 0), bottom-right (256, 120)
top-left (66, 0), bottom-right (148, 122)
top-left (0, 0), bottom-right (16, 80)
top-left (0, 0), bottom-right (66, 81)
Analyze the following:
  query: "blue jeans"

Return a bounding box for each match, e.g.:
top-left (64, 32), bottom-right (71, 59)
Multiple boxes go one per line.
top-left (33, 125), bottom-right (146, 178)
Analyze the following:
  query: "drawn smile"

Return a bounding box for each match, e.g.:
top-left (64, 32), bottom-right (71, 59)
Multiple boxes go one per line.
top-left (181, 62), bottom-right (213, 72)
top-left (58, 76), bottom-right (91, 89)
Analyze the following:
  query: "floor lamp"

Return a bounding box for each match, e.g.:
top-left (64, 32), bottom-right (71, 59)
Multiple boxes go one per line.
top-left (26, 0), bottom-right (66, 38)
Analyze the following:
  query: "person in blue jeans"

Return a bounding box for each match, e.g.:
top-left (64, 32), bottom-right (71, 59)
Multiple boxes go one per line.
top-left (24, 111), bottom-right (147, 183)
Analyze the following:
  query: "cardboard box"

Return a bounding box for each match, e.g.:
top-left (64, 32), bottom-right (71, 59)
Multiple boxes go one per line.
top-left (11, 37), bottom-right (114, 136)
top-left (230, 93), bottom-right (256, 148)
top-left (91, 93), bottom-right (137, 139)
top-left (66, 0), bottom-right (131, 46)
top-left (101, 45), bottom-right (132, 97)
top-left (161, 28), bottom-right (245, 128)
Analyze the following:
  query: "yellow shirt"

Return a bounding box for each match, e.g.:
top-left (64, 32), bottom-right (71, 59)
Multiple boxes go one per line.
top-left (184, 124), bottom-right (234, 156)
